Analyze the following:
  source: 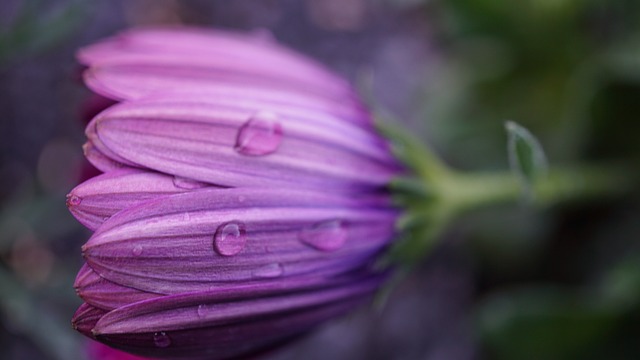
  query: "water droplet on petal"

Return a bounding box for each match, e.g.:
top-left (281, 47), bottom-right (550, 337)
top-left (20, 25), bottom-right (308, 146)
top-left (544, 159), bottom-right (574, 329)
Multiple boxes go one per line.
top-left (132, 245), bottom-right (143, 257)
top-left (183, 212), bottom-right (191, 221)
top-left (66, 194), bottom-right (82, 207)
top-left (299, 219), bottom-right (348, 252)
top-left (252, 263), bottom-right (283, 278)
top-left (213, 222), bottom-right (247, 256)
top-left (235, 111), bottom-right (283, 156)
top-left (153, 332), bottom-right (171, 348)
top-left (197, 304), bottom-right (208, 318)
top-left (173, 176), bottom-right (208, 189)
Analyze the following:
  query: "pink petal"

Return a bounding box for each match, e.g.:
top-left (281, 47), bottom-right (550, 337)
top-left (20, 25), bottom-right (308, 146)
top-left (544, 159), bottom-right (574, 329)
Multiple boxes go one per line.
top-left (75, 263), bottom-right (162, 310)
top-left (78, 27), bottom-right (351, 99)
top-left (83, 188), bottom-right (396, 294)
top-left (67, 168), bottom-right (217, 230)
top-left (89, 98), bottom-right (400, 191)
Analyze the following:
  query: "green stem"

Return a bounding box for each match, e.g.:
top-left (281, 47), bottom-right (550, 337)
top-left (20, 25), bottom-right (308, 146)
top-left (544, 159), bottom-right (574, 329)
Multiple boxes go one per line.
top-left (534, 165), bottom-right (631, 205)
top-left (391, 163), bottom-right (632, 265)
top-left (436, 170), bottom-right (521, 214)
top-left (437, 164), bottom-right (630, 216)
top-left (379, 116), bottom-right (634, 265)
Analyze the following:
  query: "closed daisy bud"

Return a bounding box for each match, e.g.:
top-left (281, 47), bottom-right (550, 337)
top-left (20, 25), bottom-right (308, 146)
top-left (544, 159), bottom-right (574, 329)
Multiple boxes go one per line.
top-left (70, 27), bottom-right (401, 360)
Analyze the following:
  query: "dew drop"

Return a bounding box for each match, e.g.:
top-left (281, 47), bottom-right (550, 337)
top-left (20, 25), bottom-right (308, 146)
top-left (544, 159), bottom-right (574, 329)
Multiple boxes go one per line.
top-left (66, 194), bottom-right (82, 207)
top-left (252, 263), bottom-right (283, 278)
top-left (213, 222), bottom-right (247, 256)
top-left (153, 332), bottom-right (171, 348)
top-left (197, 304), bottom-right (209, 318)
top-left (299, 219), bottom-right (348, 252)
top-left (132, 245), bottom-right (143, 257)
top-left (173, 176), bottom-right (209, 190)
top-left (197, 304), bottom-right (205, 318)
top-left (234, 111), bottom-right (283, 156)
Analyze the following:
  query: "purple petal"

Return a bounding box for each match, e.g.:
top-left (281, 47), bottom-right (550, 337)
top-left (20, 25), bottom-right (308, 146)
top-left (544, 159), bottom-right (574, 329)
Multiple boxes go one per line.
top-left (97, 299), bottom-right (362, 360)
top-left (77, 27), bottom-right (352, 100)
top-left (89, 99), bottom-right (400, 190)
top-left (91, 274), bottom-right (380, 359)
top-left (82, 141), bottom-right (126, 173)
top-left (86, 341), bottom-right (151, 360)
top-left (93, 272), bottom-right (380, 334)
top-left (85, 83), bottom-right (369, 126)
top-left (67, 168), bottom-right (217, 230)
top-left (75, 263), bottom-right (162, 310)
top-left (83, 188), bottom-right (397, 294)
top-left (111, 93), bottom-right (389, 157)
top-left (72, 303), bottom-right (107, 338)
top-left (82, 61), bottom-right (354, 107)
top-left (86, 118), bottom-right (139, 168)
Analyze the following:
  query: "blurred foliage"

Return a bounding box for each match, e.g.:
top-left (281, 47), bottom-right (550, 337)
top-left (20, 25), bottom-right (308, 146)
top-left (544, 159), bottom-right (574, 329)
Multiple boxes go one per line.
top-left (477, 257), bottom-right (640, 360)
top-left (0, 183), bottom-right (87, 360)
top-left (0, 266), bottom-right (85, 360)
top-left (478, 286), bottom-right (619, 360)
top-left (421, 0), bottom-right (640, 168)
top-left (0, 1), bottom-right (89, 359)
top-left (0, 0), bottom-right (86, 65)
top-left (414, 0), bottom-right (640, 359)
top-left (505, 121), bottom-right (548, 200)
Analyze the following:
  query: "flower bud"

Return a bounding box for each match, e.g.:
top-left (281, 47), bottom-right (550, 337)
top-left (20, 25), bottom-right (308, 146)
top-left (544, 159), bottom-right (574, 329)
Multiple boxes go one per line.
top-left (70, 27), bottom-right (400, 359)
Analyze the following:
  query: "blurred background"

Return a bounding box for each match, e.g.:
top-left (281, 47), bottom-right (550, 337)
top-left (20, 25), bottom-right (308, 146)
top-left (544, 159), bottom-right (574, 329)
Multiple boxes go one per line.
top-left (1, 0), bottom-right (639, 359)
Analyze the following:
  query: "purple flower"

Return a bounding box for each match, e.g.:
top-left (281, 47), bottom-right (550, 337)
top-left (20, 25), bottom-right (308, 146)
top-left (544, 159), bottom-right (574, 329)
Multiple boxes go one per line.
top-left (69, 27), bottom-right (400, 359)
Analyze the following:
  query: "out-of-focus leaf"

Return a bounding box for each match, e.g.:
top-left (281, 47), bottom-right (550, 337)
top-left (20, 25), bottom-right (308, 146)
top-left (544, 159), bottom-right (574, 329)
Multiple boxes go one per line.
top-left (604, 37), bottom-right (640, 82)
top-left (505, 121), bottom-right (549, 199)
top-left (600, 258), bottom-right (640, 311)
top-left (0, 194), bottom-right (81, 251)
top-left (0, 268), bottom-right (86, 360)
top-left (477, 287), bottom-right (619, 360)
top-left (376, 115), bottom-right (452, 186)
top-left (389, 176), bottom-right (433, 208)
top-left (0, 0), bottom-right (87, 65)
top-left (466, 206), bottom-right (551, 274)
top-left (383, 207), bottom-right (450, 266)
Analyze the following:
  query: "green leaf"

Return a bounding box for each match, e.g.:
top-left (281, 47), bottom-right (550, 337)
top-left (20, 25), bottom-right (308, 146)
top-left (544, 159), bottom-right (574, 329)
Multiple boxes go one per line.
top-left (375, 114), bottom-right (451, 185)
top-left (600, 258), bottom-right (640, 311)
top-left (0, 0), bottom-right (87, 65)
top-left (604, 35), bottom-right (640, 82)
top-left (0, 268), bottom-right (86, 360)
top-left (477, 287), bottom-right (619, 360)
top-left (505, 121), bottom-right (549, 199)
